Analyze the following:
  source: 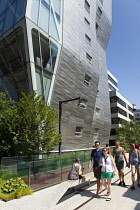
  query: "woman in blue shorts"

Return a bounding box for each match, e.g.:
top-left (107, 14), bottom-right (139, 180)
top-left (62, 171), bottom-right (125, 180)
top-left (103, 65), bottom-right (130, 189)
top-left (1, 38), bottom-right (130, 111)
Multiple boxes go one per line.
top-left (99, 147), bottom-right (117, 201)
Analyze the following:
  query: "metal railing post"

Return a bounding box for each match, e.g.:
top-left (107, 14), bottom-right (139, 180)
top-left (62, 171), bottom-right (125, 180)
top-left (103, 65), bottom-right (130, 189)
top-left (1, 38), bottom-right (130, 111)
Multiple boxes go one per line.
top-left (28, 162), bottom-right (31, 187)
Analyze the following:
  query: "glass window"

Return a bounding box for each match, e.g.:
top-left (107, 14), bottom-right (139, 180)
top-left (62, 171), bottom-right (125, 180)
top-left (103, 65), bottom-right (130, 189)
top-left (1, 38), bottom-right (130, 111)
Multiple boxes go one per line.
top-left (0, 0), bottom-right (7, 14)
top-left (84, 74), bottom-right (91, 86)
top-left (85, 34), bottom-right (91, 44)
top-left (94, 128), bottom-right (99, 135)
top-left (50, 8), bottom-right (59, 41)
top-left (39, 0), bottom-right (50, 34)
top-left (40, 33), bottom-right (50, 69)
top-left (84, 0), bottom-right (90, 12)
top-left (43, 71), bottom-right (52, 101)
top-left (30, 0), bottom-right (40, 25)
top-left (86, 52), bottom-right (92, 62)
top-left (84, 17), bottom-right (90, 27)
top-left (35, 68), bottom-right (44, 96)
top-left (32, 29), bottom-right (58, 101)
top-left (111, 118), bottom-right (123, 124)
top-left (110, 129), bottom-right (116, 136)
top-left (14, 0), bottom-right (26, 24)
top-left (128, 106), bottom-right (133, 112)
top-left (3, 2), bottom-right (16, 34)
top-left (96, 7), bottom-right (102, 18)
top-left (129, 114), bottom-right (134, 119)
top-left (0, 27), bottom-right (29, 100)
top-left (52, 0), bottom-right (61, 23)
top-left (0, 13), bottom-right (5, 31)
top-left (75, 127), bottom-right (83, 137)
top-left (32, 29), bottom-right (41, 66)
top-left (108, 75), bottom-right (118, 87)
top-left (110, 96), bottom-right (117, 103)
top-left (96, 90), bottom-right (99, 97)
top-left (118, 98), bottom-right (126, 108)
top-left (96, 108), bottom-right (100, 116)
top-left (96, 23), bottom-right (99, 30)
top-left (108, 83), bottom-right (116, 91)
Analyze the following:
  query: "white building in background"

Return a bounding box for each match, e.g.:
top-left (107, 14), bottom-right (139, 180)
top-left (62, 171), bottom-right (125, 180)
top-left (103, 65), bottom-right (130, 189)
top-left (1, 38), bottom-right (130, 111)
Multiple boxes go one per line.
top-left (108, 70), bottom-right (134, 146)
top-left (133, 109), bottom-right (140, 121)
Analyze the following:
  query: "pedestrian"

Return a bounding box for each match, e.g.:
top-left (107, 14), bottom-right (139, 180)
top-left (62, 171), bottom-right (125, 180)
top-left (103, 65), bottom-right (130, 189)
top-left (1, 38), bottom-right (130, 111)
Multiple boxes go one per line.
top-left (106, 143), bottom-right (110, 154)
top-left (113, 140), bottom-right (128, 186)
top-left (135, 141), bottom-right (140, 150)
top-left (128, 143), bottom-right (140, 190)
top-left (68, 158), bottom-right (84, 180)
top-left (88, 141), bottom-right (103, 196)
top-left (99, 147), bottom-right (117, 201)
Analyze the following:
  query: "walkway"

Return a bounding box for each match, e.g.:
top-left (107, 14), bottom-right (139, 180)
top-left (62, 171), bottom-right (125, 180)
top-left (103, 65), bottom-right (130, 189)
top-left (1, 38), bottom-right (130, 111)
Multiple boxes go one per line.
top-left (1, 167), bottom-right (140, 210)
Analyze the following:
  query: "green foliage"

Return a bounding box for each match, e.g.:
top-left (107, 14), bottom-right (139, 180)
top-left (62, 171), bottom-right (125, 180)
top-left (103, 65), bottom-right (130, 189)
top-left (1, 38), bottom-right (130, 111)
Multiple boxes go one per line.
top-left (0, 91), bottom-right (61, 157)
top-left (1, 177), bottom-right (30, 194)
top-left (0, 92), bottom-right (18, 157)
top-left (0, 169), bottom-right (14, 180)
top-left (0, 177), bottom-right (32, 200)
top-left (0, 178), bottom-right (5, 188)
top-left (116, 119), bottom-right (140, 149)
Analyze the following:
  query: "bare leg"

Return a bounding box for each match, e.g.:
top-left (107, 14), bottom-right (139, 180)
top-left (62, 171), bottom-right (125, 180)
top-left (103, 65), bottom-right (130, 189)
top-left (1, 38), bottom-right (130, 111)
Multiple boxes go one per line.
top-left (118, 170), bottom-right (122, 181)
top-left (107, 178), bottom-right (112, 196)
top-left (102, 178), bottom-right (106, 188)
top-left (96, 178), bottom-right (101, 195)
top-left (132, 173), bottom-right (135, 186)
top-left (120, 169), bottom-right (124, 181)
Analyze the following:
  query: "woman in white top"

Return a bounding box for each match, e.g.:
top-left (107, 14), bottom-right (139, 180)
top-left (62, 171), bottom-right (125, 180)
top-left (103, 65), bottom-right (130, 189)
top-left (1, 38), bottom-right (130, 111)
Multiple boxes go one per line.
top-left (99, 147), bottom-right (117, 201)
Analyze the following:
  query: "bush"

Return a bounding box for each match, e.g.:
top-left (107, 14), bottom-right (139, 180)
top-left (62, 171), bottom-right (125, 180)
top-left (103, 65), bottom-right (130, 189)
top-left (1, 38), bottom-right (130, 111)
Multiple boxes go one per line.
top-left (0, 177), bottom-right (32, 200)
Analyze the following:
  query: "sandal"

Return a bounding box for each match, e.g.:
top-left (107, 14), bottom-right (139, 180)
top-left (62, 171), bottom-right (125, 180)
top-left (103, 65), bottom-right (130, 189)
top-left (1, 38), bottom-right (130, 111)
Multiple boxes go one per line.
top-left (106, 197), bottom-right (111, 201)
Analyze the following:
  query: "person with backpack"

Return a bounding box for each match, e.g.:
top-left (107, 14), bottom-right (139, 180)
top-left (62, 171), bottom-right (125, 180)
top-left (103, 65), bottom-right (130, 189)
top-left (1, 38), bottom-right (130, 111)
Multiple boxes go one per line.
top-left (99, 147), bottom-right (117, 201)
top-left (128, 143), bottom-right (140, 190)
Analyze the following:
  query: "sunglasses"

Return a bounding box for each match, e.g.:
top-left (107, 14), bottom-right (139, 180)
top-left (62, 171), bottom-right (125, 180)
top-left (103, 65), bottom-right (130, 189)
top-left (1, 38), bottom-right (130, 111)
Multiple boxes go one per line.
top-left (103, 150), bottom-right (107, 152)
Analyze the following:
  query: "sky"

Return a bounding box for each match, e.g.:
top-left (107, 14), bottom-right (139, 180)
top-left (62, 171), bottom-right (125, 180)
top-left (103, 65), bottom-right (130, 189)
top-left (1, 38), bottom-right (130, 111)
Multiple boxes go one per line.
top-left (106, 0), bottom-right (140, 108)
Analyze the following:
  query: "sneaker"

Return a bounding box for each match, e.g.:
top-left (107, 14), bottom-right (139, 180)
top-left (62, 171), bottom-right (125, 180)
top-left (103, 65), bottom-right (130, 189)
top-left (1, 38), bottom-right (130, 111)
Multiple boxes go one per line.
top-left (138, 184), bottom-right (140, 188)
top-left (130, 186), bottom-right (135, 190)
top-left (122, 181), bottom-right (126, 186)
top-left (118, 181), bottom-right (122, 186)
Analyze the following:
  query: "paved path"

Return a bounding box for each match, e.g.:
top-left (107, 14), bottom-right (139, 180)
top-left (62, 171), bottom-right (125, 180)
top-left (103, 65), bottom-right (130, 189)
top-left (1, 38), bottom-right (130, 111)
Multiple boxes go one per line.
top-left (1, 167), bottom-right (140, 210)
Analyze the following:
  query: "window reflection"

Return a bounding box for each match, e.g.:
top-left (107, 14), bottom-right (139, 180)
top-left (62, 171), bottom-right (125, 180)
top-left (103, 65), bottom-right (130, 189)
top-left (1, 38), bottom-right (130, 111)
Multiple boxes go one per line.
top-left (0, 27), bottom-right (29, 101)
top-left (32, 28), bottom-right (58, 101)
top-left (0, 0), bottom-right (26, 35)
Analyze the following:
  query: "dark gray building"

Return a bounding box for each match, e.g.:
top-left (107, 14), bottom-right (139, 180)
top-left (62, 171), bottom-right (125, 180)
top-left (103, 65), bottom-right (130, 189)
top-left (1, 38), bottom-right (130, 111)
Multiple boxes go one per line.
top-left (0, 0), bottom-right (112, 151)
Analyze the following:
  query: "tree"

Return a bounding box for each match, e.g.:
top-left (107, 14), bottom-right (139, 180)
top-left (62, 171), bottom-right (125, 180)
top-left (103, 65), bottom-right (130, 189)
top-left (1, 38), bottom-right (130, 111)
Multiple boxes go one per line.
top-left (0, 92), bottom-right (18, 157)
top-left (0, 92), bottom-right (61, 157)
top-left (116, 119), bottom-right (140, 149)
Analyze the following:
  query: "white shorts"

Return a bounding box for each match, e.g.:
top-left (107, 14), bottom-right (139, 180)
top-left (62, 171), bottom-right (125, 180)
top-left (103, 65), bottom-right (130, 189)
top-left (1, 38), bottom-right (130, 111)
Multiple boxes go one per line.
top-left (131, 164), bottom-right (139, 174)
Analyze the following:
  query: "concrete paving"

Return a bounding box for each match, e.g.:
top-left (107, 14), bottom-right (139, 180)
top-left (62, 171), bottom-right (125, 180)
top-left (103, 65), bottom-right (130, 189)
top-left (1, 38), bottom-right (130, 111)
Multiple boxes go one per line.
top-left (0, 167), bottom-right (140, 210)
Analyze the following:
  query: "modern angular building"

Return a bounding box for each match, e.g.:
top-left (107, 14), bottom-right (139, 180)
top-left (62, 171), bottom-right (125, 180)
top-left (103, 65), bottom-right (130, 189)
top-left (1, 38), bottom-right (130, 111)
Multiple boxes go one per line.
top-left (108, 70), bottom-right (134, 146)
top-left (0, 0), bottom-right (112, 151)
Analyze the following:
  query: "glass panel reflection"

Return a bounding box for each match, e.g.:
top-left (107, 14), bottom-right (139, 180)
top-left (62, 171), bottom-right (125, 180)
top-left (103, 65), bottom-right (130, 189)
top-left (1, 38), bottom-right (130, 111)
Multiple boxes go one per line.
top-left (0, 27), bottom-right (29, 101)
top-left (32, 28), bottom-right (58, 101)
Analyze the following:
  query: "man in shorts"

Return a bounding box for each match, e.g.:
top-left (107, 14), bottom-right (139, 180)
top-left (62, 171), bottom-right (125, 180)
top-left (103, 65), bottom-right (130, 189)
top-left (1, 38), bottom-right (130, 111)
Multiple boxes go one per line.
top-left (128, 143), bottom-right (140, 190)
top-left (88, 141), bottom-right (103, 195)
top-left (113, 140), bottom-right (128, 186)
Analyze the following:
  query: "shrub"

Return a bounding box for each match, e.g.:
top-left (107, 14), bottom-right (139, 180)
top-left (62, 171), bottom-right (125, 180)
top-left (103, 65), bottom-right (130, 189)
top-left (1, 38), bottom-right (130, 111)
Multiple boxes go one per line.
top-left (0, 177), bottom-right (32, 200)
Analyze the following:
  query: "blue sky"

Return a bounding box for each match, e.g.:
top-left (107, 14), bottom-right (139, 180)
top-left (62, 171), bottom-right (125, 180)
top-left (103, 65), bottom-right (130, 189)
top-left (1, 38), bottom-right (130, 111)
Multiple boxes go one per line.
top-left (107, 0), bottom-right (140, 108)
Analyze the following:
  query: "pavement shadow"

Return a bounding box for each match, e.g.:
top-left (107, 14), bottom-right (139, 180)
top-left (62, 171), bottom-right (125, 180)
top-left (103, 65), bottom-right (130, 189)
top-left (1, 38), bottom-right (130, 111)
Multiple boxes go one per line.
top-left (57, 181), bottom-right (97, 204)
top-left (122, 181), bottom-right (140, 209)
